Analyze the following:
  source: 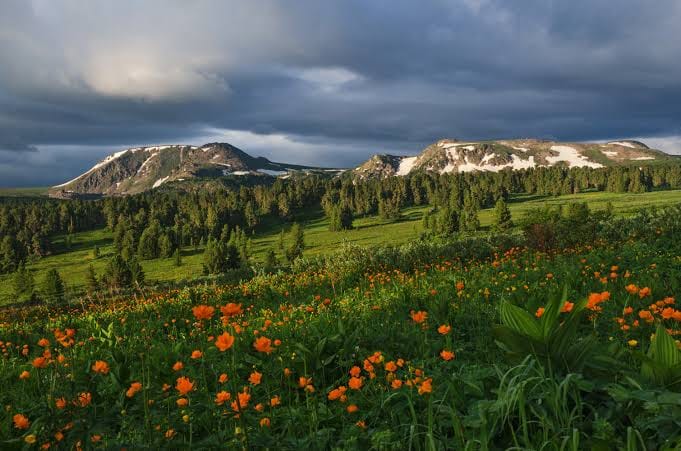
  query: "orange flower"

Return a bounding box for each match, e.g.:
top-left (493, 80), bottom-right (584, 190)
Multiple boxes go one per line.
top-left (623, 306), bottom-right (634, 315)
top-left (248, 371), bottom-right (262, 385)
top-left (438, 324), bottom-right (451, 335)
top-left (13, 414), bottom-right (29, 429)
top-left (192, 305), bottom-right (215, 320)
top-left (220, 303), bottom-right (243, 317)
top-left (328, 386), bottom-right (347, 401)
top-left (661, 308), bottom-right (675, 320)
top-left (561, 301), bottom-right (574, 313)
top-left (219, 373), bottom-right (229, 383)
top-left (32, 357), bottom-right (48, 369)
top-left (410, 310), bottom-right (427, 324)
top-left (55, 397), bottom-right (67, 409)
top-left (231, 389), bottom-right (251, 412)
top-left (384, 361), bottom-right (397, 372)
top-left (253, 336), bottom-right (274, 354)
top-left (19, 370), bottom-right (30, 380)
top-left (260, 417), bottom-right (271, 427)
top-left (356, 420), bottom-right (366, 429)
top-left (91, 360), bottom-right (109, 374)
top-left (77, 392), bottom-right (92, 407)
top-left (639, 287), bottom-right (651, 298)
top-left (126, 382), bottom-right (143, 398)
top-left (215, 391), bottom-right (231, 406)
top-left (37, 338), bottom-right (50, 347)
top-left (455, 281), bottom-right (465, 291)
top-left (535, 307), bottom-right (545, 318)
top-left (391, 379), bottom-right (403, 389)
top-left (176, 398), bottom-right (188, 407)
top-left (172, 361), bottom-right (184, 371)
top-left (215, 332), bottom-right (235, 352)
top-left (175, 377), bottom-right (194, 396)
top-left (270, 396), bottom-right (281, 407)
top-left (440, 350), bottom-right (455, 361)
top-left (625, 284), bottom-right (639, 295)
top-left (348, 377), bottom-right (363, 390)
top-left (418, 378), bottom-right (433, 395)
top-left (346, 404), bottom-right (359, 413)
top-left (349, 366), bottom-right (361, 378)
top-left (190, 350), bottom-right (203, 359)
top-left (298, 376), bottom-right (312, 388)
top-left (587, 292), bottom-right (610, 311)
top-left (638, 310), bottom-right (654, 323)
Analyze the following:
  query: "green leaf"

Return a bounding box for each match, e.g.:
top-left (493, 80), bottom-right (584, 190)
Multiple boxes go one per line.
top-left (499, 301), bottom-right (542, 341)
top-left (651, 324), bottom-right (681, 368)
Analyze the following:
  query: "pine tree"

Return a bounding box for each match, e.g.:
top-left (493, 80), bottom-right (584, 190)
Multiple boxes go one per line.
top-left (128, 257), bottom-right (145, 287)
top-left (0, 235), bottom-right (18, 274)
top-left (85, 264), bottom-right (99, 294)
top-left (138, 223), bottom-right (160, 259)
top-left (277, 229), bottom-right (285, 255)
top-left (158, 233), bottom-right (174, 258)
top-left (173, 248), bottom-right (182, 267)
top-left (43, 269), bottom-right (65, 304)
top-left (263, 249), bottom-right (277, 273)
top-left (13, 263), bottom-right (35, 301)
top-left (437, 206), bottom-right (459, 236)
top-left (286, 223), bottom-right (305, 263)
top-left (103, 254), bottom-right (132, 291)
top-left (492, 199), bottom-right (513, 233)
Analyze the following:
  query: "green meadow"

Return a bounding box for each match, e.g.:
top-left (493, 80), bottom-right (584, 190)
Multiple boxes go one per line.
top-left (2, 189), bottom-right (681, 304)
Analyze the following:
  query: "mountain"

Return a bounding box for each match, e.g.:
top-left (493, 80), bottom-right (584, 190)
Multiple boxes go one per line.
top-left (49, 142), bottom-right (335, 197)
top-left (353, 139), bottom-right (675, 179)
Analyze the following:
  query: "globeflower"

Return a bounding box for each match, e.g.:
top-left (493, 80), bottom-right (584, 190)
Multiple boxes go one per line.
top-left (437, 324), bottom-right (451, 335)
top-left (248, 371), bottom-right (262, 385)
top-left (253, 336), bottom-right (274, 354)
top-left (192, 305), bottom-right (215, 321)
top-left (410, 310), bottom-right (427, 324)
top-left (91, 360), bottom-right (110, 374)
top-left (215, 332), bottom-right (235, 352)
top-left (440, 350), bottom-right (455, 361)
top-left (348, 377), bottom-right (363, 390)
top-left (175, 377), bottom-right (194, 396)
top-left (220, 303), bottom-right (243, 317)
top-left (126, 382), bottom-right (143, 398)
top-left (13, 413), bottom-right (29, 430)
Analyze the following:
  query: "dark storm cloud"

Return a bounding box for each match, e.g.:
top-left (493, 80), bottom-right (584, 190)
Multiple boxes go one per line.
top-left (0, 0), bottom-right (680, 186)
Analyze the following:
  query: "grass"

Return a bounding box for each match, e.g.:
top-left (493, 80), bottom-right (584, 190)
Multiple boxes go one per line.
top-left (0, 187), bottom-right (48, 197)
top-left (1, 216), bottom-right (680, 448)
top-left (2, 189), bottom-right (681, 304)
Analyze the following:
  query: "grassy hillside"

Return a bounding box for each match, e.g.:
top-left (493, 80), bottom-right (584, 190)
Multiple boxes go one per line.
top-left (1, 207), bottom-right (680, 448)
top-left (2, 189), bottom-right (681, 304)
top-left (0, 187), bottom-right (47, 197)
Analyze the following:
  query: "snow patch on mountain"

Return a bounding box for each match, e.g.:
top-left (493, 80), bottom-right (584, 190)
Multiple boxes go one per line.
top-left (152, 176), bottom-right (170, 188)
top-left (396, 156), bottom-right (418, 175)
top-left (547, 146), bottom-right (603, 168)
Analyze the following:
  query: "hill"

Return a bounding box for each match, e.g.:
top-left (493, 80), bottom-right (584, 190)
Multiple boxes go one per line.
top-left (48, 142), bottom-right (336, 197)
top-left (354, 139), bottom-right (674, 179)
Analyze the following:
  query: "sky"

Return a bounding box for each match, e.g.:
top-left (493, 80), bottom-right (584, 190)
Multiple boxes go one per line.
top-left (1, 0), bottom-right (681, 187)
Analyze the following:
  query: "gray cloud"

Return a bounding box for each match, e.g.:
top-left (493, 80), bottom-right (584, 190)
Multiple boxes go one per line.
top-left (0, 0), bottom-right (680, 186)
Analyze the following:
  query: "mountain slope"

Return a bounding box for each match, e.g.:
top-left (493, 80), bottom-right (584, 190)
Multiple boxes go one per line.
top-left (49, 143), bottom-right (330, 197)
top-left (354, 139), bottom-right (674, 179)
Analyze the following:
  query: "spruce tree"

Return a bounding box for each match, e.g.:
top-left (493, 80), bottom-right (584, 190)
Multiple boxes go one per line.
top-left (128, 257), bottom-right (145, 287)
top-left (13, 263), bottom-right (35, 301)
top-left (86, 264), bottom-right (99, 294)
top-left (263, 249), bottom-right (277, 273)
top-left (286, 223), bottom-right (305, 263)
top-left (43, 269), bottom-right (65, 304)
top-left (103, 254), bottom-right (132, 291)
top-left (492, 199), bottom-right (513, 233)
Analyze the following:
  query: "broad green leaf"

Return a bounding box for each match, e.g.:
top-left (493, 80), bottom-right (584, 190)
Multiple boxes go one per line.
top-left (499, 301), bottom-right (542, 341)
